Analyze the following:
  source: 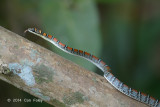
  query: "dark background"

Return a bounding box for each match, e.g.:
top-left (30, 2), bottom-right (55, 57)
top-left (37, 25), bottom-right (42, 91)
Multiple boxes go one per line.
top-left (0, 0), bottom-right (160, 107)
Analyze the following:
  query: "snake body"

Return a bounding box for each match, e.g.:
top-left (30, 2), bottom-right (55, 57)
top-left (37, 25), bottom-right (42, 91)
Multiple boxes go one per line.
top-left (25, 28), bottom-right (160, 107)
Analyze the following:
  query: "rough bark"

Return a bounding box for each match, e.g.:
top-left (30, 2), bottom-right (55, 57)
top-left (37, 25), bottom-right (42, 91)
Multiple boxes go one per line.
top-left (0, 26), bottom-right (148, 107)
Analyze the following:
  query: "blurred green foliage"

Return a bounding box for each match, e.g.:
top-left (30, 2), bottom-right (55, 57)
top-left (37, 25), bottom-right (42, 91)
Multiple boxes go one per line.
top-left (38, 0), bottom-right (102, 71)
top-left (0, 0), bottom-right (160, 107)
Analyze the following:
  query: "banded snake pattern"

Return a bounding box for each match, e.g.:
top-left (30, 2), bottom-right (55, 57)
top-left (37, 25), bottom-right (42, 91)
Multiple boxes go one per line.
top-left (25, 28), bottom-right (160, 107)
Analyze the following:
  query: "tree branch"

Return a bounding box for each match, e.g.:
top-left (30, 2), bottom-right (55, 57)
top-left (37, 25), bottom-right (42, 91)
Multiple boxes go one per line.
top-left (0, 26), bottom-right (147, 107)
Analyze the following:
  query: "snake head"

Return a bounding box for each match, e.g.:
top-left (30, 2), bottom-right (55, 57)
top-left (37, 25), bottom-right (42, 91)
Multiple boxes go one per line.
top-left (24, 28), bottom-right (42, 34)
top-left (24, 28), bottom-right (34, 33)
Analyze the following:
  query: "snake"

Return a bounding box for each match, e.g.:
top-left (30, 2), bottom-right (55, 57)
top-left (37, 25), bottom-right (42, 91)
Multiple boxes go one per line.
top-left (25, 28), bottom-right (160, 107)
